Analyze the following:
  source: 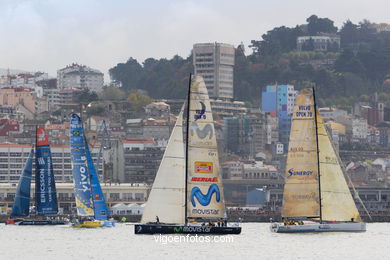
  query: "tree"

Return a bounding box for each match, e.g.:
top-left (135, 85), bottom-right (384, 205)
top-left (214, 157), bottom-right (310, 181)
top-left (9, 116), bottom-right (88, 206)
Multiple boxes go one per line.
top-left (127, 92), bottom-right (153, 113)
top-left (340, 20), bottom-right (359, 48)
top-left (99, 86), bottom-right (127, 101)
top-left (306, 15), bottom-right (338, 35)
top-left (75, 89), bottom-right (98, 103)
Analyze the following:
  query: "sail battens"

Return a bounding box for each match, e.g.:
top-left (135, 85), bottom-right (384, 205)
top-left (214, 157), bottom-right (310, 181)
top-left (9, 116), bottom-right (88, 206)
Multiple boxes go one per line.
top-left (282, 89), bottom-right (320, 218)
top-left (141, 108), bottom-right (186, 224)
top-left (317, 114), bottom-right (361, 221)
top-left (282, 88), bottom-right (361, 222)
top-left (11, 149), bottom-right (34, 217)
top-left (187, 76), bottom-right (226, 220)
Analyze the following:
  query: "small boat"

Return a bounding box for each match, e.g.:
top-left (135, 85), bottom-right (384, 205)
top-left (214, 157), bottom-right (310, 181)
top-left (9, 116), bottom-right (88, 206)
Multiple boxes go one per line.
top-left (135, 75), bottom-right (241, 235)
top-left (6, 126), bottom-right (67, 225)
top-left (69, 114), bottom-right (115, 228)
top-left (271, 88), bottom-right (366, 233)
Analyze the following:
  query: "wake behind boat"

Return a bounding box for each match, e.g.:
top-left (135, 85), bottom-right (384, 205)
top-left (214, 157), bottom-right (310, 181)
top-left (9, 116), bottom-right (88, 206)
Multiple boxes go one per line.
top-left (135, 75), bottom-right (241, 235)
top-left (271, 88), bottom-right (366, 233)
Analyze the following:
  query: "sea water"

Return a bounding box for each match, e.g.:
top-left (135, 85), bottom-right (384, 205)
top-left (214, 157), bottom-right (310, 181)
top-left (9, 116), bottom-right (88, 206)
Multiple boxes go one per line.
top-left (0, 223), bottom-right (388, 260)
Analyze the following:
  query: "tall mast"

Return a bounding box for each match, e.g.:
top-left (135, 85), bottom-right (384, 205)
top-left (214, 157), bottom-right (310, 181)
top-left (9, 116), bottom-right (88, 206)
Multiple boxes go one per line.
top-left (184, 74), bottom-right (192, 225)
top-left (312, 87), bottom-right (322, 222)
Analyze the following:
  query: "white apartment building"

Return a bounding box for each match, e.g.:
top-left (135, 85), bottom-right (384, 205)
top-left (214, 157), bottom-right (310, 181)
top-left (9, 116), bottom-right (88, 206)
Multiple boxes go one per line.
top-left (352, 118), bottom-right (368, 141)
top-left (193, 43), bottom-right (235, 100)
top-left (0, 144), bottom-right (102, 183)
top-left (57, 63), bottom-right (104, 92)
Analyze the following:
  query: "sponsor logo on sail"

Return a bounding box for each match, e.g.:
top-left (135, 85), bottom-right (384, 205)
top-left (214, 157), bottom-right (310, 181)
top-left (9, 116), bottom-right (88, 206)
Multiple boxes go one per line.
top-left (288, 168), bottom-right (313, 177)
top-left (194, 162), bottom-right (213, 173)
top-left (72, 130), bottom-right (81, 136)
top-left (194, 101), bottom-right (206, 120)
top-left (190, 184), bottom-right (220, 207)
top-left (190, 122), bottom-right (213, 139)
top-left (191, 177), bottom-right (218, 182)
top-left (191, 209), bottom-right (220, 215)
top-left (296, 105), bottom-right (313, 117)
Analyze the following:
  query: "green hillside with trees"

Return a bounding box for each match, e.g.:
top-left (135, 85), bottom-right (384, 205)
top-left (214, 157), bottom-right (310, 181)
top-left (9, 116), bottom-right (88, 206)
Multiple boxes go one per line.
top-left (109, 15), bottom-right (390, 108)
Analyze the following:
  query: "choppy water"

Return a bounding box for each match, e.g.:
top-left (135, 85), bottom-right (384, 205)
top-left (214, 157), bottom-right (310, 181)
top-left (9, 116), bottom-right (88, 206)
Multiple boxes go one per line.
top-left (0, 223), bottom-right (388, 260)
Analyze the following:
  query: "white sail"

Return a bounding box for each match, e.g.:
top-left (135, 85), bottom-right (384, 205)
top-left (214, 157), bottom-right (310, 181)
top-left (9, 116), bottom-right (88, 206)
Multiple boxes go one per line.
top-left (186, 75), bottom-right (226, 220)
top-left (141, 108), bottom-right (185, 224)
top-left (317, 114), bottom-right (361, 221)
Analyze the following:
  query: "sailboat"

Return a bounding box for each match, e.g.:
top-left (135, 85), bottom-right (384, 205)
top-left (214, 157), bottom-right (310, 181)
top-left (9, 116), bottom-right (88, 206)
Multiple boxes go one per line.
top-left (270, 88), bottom-right (366, 233)
top-left (69, 113), bottom-right (114, 228)
top-left (135, 75), bottom-right (241, 234)
top-left (7, 126), bottom-right (66, 225)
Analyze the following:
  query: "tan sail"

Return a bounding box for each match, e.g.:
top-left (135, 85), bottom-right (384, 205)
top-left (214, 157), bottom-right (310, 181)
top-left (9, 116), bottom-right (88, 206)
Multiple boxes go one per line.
top-left (282, 88), bottom-right (320, 218)
top-left (317, 114), bottom-right (361, 221)
top-left (186, 75), bottom-right (226, 220)
top-left (141, 108), bottom-right (186, 224)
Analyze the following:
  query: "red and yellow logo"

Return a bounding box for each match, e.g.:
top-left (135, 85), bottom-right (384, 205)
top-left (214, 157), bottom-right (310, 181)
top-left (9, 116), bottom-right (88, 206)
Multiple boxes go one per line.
top-left (194, 162), bottom-right (213, 173)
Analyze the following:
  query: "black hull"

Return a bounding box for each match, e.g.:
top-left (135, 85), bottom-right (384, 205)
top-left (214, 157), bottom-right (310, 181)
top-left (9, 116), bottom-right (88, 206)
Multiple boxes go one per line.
top-left (16, 220), bottom-right (67, 225)
top-left (134, 224), bottom-right (241, 234)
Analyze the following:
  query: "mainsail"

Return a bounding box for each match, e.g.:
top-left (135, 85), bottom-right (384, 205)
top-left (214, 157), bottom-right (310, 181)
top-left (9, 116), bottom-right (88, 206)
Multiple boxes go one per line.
top-left (35, 126), bottom-right (58, 215)
top-left (85, 142), bottom-right (109, 220)
top-left (70, 114), bottom-right (94, 216)
top-left (11, 149), bottom-right (34, 217)
top-left (317, 114), bottom-right (361, 221)
top-left (186, 75), bottom-right (226, 220)
top-left (141, 108), bottom-right (186, 224)
top-left (282, 88), bottom-right (320, 218)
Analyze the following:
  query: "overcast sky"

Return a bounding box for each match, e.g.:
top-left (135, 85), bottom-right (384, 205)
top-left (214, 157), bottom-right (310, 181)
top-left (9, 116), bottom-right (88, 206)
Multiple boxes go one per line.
top-left (0, 0), bottom-right (389, 81)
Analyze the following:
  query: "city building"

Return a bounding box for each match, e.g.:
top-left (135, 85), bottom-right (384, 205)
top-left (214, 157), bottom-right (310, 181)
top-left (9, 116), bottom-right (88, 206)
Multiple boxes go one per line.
top-left (0, 183), bottom-right (149, 215)
top-left (193, 42), bottom-right (235, 100)
top-left (120, 137), bottom-right (165, 183)
top-left (319, 107), bottom-right (348, 121)
top-left (0, 144), bottom-right (102, 183)
top-left (210, 99), bottom-right (247, 117)
top-left (57, 63), bottom-right (104, 92)
top-left (262, 85), bottom-right (296, 152)
top-left (352, 117), bottom-right (368, 142)
top-left (297, 35), bottom-right (340, 52)
top-left (0, 72), bottom-right (48, 89)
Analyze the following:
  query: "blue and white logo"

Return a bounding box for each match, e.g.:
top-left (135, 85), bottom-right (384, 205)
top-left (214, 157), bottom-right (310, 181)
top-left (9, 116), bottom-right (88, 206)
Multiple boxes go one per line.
top-left (190, 184), bottom-right (220, 207)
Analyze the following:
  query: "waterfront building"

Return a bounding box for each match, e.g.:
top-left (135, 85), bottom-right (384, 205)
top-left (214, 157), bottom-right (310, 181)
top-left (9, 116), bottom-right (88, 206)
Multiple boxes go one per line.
top-left (57, 63), bottom-right (104, 92)
top-left (120, 137), bottom-right (165, 183)
top-left (193, 42), bottom-right (235, 100)
top-left (0, 143), bottom-right (102, 183)
top-left (262, 85), bottom-right (296, 152)
top-left (0, 183), bottom-right (149, 215)
top-left (223, 113), bottom-right (266, 157)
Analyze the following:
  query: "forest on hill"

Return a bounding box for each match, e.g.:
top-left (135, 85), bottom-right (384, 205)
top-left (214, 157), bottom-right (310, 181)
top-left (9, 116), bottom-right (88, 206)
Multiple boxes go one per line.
top-left (109, 15), bottom-right (390, 108)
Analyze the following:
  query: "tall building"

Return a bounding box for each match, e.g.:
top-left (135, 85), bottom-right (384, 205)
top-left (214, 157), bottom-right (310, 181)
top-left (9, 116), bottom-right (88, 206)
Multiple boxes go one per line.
top-left (57, 63), bottom-right (104, 92)
top-left (262, 85), bottom-right (296, 152)
top-left (193, 42), bottom-right (235, 100)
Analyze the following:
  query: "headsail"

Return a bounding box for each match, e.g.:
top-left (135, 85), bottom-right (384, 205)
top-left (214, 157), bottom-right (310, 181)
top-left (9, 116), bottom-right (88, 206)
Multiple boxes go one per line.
top-left (317, 114), bottom-right (361, 221)
top-left (11, 149), bottom-right (34, 217)
top-left (85, 142), bottom-right (109, 220)
top-left (70, 114), bottom-right (94, 217)
top-left (282, 88), bottom-right (320, 219)
top-left (141, 107), bottom-right (186, 224)
top-left (35, 126), bottom-right (58, 215)
top-left (186, 75), bottom-right (226, 220)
